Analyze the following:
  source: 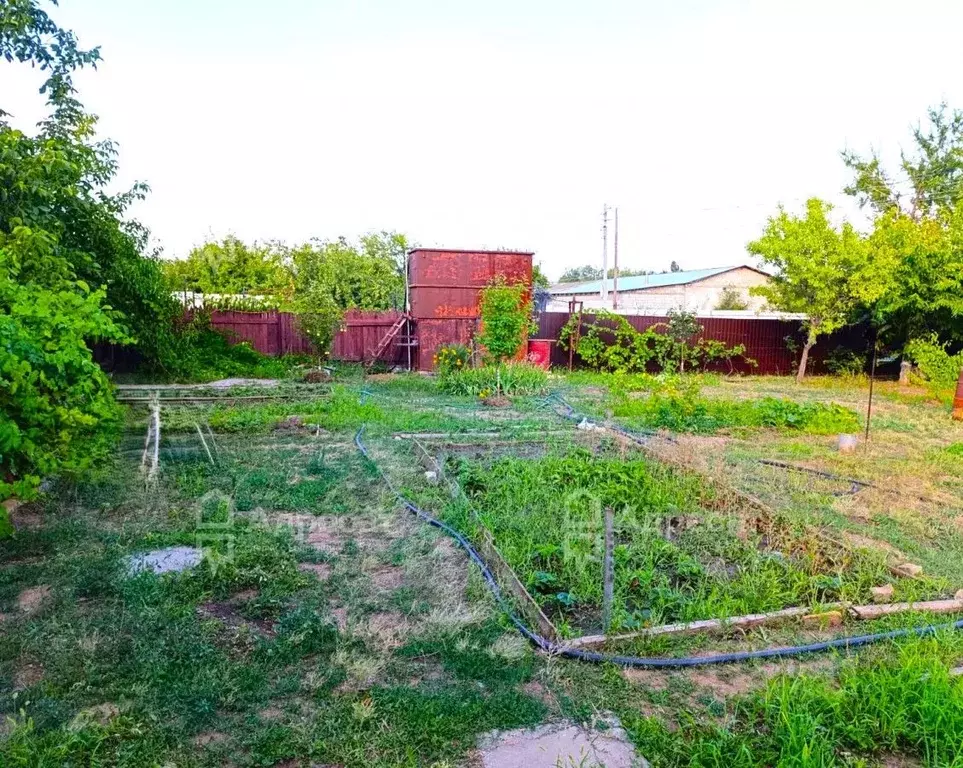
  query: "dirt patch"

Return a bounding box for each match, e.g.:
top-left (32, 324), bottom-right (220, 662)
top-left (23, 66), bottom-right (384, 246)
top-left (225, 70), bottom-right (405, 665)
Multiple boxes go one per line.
top-left (522, 681), bottom-right (556, 708)
top-left (14, 661), bottom-right (43, 690)
top-left (193, 731), bottom-right (229, 747)
top-left (298, 562), bottom-right (332, 579)
top-left (623, 668), bottom-right (670, 691)
top-left (370, 565), bottom-right (404, 591)
top-left (481, 395), bottom-right (511, 408)
top-left (360, 611), bottom-right (409, 650)
top-left (477, 716), bottom-right (640, 768)
top-left (9, 503), bottom-right (42, 531)
top-left (17, 584), bottom-right (51, 614)
top-left (198, 601), bottom-right (275, 637)
top-left (688, 669), bottom-right (756, 698)
top-left (842, 531), bottom-right (906, 560)
top-left (258, 705), bottom-right (285, 721)
top-left (330, 606), bottom-right (348, 632)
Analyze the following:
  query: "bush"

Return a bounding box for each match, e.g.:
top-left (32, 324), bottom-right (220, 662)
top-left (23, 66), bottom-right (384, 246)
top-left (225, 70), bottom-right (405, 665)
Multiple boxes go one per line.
top-left (825, 346), bottom-right (866, 376)
top-left (558, 310), bottom-right (753, 374)
top-left (611, 392), bottom-right (860, 434)
top-left (905, 334), bottom-right (963, 389)
top-left (434, 344), bottom-right (470, 375)
top-left (165, 311), bottom-right (309, 383)
top-left (439, 363), bottom-right (548, 397)
top-left (478, 278), bottom-right (532, 363)
top-left (0, 257), bottom-right (124, 500)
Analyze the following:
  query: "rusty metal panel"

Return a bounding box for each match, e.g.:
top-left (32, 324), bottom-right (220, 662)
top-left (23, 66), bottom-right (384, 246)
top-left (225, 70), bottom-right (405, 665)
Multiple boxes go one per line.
top-left (409, 287), bottom-right (482, 319)
top-left (416, 318), bottom-right (476, 371)
top-left (409, 249), bottom-right (534, 290)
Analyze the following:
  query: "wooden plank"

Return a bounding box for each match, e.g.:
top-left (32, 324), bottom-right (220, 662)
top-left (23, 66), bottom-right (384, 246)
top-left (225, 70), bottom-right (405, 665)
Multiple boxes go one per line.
top-left (477, 528), bottom-right (558, 642)
top-left (563, 604), bottom-right (847, 649)
top-left (850, 599), bottom-right (963, 620)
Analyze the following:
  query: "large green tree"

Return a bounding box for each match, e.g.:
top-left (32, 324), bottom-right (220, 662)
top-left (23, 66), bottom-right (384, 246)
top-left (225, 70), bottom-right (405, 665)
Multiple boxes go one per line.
top-left (843, 103), bottom-right (963, 219)
top-left (843, 104), bottom-right (963, 352)
top-left (163, 236), bottom-right (292, 297)
top-left (290, 233), bottom-right (408, 355)
top-left (1, 0), bottom-right (140, 500)
top-left (748, 199), bottom-right (880, 382)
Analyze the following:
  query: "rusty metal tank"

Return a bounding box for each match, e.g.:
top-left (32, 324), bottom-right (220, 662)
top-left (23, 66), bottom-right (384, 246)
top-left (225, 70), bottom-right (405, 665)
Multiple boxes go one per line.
top-left (408, 248), bottom-right (533, 370)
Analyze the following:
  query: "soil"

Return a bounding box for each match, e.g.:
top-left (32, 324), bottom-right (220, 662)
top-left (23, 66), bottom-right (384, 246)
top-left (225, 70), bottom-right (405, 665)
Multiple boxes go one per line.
top-left (17, 584), bottom-right (51, 614)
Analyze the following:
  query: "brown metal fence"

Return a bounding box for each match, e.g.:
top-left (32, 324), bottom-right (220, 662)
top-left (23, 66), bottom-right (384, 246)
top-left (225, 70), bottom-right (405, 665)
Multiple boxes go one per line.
top-left (535, 312), bottom-right (870, 376)
top-left (208, 309), bottom-right (406, 363)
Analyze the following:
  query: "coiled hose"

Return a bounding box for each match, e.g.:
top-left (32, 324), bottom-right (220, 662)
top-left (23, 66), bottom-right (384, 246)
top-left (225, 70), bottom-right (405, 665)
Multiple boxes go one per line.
top-left (354, 421), bottom-right (963, 668)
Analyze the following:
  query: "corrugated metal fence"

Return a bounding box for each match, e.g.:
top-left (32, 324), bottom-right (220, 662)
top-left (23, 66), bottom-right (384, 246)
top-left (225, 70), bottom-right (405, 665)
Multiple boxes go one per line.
top-left (535, 312), bottom-right (869, 375)
top-left (207, 309), bottom-right (405, 363)
top-left (95, 309), bottom-right (866, 376)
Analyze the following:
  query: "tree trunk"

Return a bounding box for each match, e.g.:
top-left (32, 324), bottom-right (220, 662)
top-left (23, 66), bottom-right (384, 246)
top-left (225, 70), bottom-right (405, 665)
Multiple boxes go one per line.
top-left (796, 339), bottom-right (814, 383)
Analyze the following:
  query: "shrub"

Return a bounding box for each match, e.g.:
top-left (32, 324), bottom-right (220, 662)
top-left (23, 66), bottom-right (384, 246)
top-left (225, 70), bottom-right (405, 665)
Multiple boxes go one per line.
top-left (558, 310), bottom-right (753, 374)
top-left (434, 344), bottom-right (470, 375)
top-left (714, 286), bottom-right (750, 311)
top-left (439, 363), bottom-right (548, 397)
top-left (0, 256), bottom-right (124, 500)
top-left (611, 392), bottom-right (860, 434)
top-left (905, 334), bottom-right (963, 389)
top-left (166, 311), bottom-right (308, 382)
top-left (825, 346), bottom-right (866, 376)
top-left (478, 277), bottom-right (532, 363)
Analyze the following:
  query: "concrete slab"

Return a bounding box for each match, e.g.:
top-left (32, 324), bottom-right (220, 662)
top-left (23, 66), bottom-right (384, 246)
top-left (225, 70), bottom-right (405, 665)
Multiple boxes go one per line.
top-left (478, 717), bottom-right (645, 768)
top-left (128, 546), bottom-right (202, 576)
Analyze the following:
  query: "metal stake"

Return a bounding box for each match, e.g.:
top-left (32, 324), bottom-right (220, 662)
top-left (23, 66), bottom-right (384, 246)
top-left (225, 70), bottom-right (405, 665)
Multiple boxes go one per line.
top-left (602, 506), bottom-right (615, 632)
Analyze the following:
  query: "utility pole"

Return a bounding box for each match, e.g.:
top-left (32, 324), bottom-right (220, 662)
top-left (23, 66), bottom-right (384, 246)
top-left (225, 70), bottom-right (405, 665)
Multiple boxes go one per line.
top-left (612, 207), bottom-right (619, 310)
top-left (601, 204), bottom-right (609, 302)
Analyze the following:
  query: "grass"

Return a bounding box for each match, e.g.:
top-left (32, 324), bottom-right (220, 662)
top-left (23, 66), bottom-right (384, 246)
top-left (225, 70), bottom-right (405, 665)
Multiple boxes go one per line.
top-left (608, 392), bottom-right (861, 435)
top-left (4, 370), bottom-right (963, 766)
top-left (418, 446), bottom-right (891, 635)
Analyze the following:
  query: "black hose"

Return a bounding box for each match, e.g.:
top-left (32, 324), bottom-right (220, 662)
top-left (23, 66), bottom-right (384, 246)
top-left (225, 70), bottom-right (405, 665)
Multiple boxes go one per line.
top-left (757, 459), bottom-right (870, 496)
top-left (354, 425), bottom-right (963, 667)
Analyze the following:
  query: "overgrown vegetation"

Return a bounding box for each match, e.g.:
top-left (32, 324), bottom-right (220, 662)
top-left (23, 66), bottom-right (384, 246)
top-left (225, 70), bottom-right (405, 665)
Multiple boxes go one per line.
top-left (559, 309), bottom-right (752, 374)
top-left (905, 333), bottom-right (963, 390)
top-left (440, 447), bottom-right (884, 634)
top-left (610, 392), bottom-right (861, 435)
top-left (438, 361), bottom-right (548, 397)
top-left (627, 634), bottom-right (963, 766)
top-left (477, 276), bottom-right (532, 363)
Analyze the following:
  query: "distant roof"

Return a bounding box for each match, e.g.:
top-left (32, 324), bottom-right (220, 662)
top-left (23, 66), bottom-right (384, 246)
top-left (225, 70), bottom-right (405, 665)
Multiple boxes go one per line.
top-left (549, 265), bottom-right (768, 295)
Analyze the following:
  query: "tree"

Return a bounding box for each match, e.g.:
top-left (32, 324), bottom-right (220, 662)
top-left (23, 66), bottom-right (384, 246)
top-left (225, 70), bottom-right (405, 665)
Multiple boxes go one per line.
top-left (532, 263), bottom-right (550, 289)
top-left (290, 235), bottom-right (407, 356)
top-left (714, 286), bottom-right (750, 311)
top-left (477, 277), bottom-right (532, 363)
top-left (163, 236), bottom-right (292, 297)
top-left (748, 199), bottom-right (877, 382)
top-left (843, 103), bottom-right (963, 220)
top-left (1, 0), bottom-right (134, 501)
top-left (843, 105), bottom-right (963, 354)
top-left (865, 208), bottom-right (963, 347)
top-left (559, 265), bottom-right (602, 283)
top-left (670, 261), bottom-right (682, 272)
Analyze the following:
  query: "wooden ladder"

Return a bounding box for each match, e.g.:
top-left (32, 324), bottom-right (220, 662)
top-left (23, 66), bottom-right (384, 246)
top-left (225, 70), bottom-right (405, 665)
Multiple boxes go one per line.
top-left (367, 314), bottom-right (413, 368)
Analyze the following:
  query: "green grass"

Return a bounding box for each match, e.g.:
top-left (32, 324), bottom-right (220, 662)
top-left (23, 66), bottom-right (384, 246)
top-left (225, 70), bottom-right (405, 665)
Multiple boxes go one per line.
top-left (417, 447), bottom-right (888, 634)
top-left (623, 633), bottom-right (963, 767)
top-left (610, 393), bottom-right (861, 435)
top-left (6, 371), bottom-right (963, 767)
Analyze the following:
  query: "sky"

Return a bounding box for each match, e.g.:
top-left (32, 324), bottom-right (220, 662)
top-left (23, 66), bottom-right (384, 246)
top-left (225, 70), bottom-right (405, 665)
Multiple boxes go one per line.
top-left (6, 0), bottom-right (963, 280)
